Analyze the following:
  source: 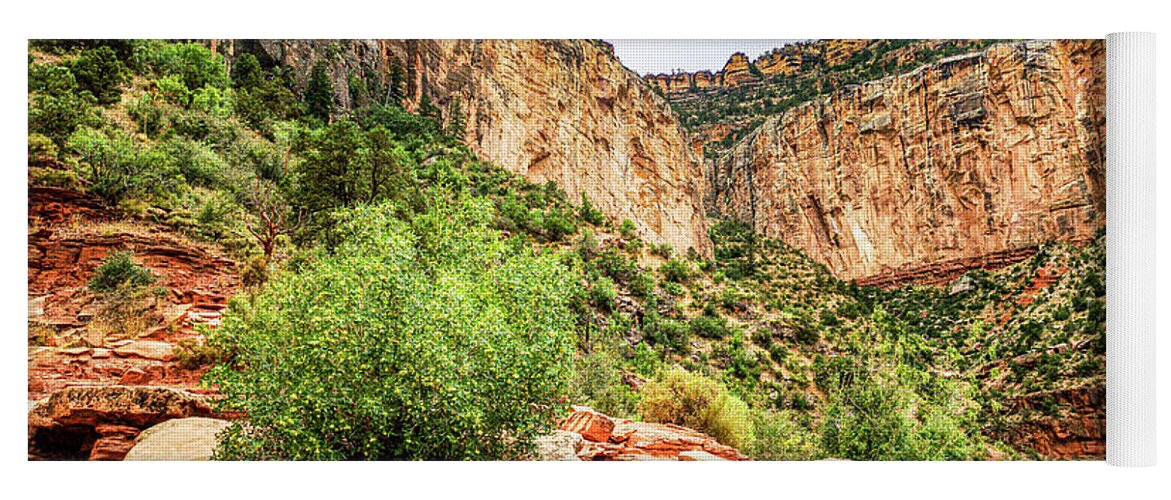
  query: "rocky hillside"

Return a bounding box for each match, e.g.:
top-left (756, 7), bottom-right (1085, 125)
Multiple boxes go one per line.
top-left (212, 39), bottom-right (710, 256)
top-left (709, 40), bottom-right (1104, 285)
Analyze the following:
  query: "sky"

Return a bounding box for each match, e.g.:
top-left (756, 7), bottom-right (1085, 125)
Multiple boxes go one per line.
top-left (607, 39), bottom-right (805, 75)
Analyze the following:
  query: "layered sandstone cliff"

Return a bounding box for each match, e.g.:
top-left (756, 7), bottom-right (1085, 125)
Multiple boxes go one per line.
top-left (215, 40), bottom-right (710, 255)
top-left (710, 40), bottom-right (1105, 283)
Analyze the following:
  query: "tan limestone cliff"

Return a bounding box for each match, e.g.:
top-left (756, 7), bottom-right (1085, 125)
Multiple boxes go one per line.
top-left (710, 40), bottom-right (1105, 283)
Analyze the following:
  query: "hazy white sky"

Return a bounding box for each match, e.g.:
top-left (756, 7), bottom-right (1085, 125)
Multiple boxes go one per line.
top-left (607, 39), bottom-right (805, 75)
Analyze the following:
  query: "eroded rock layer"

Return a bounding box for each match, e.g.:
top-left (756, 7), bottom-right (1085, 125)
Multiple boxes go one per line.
top-left (711, 40), bottom-right (1105, 283)
top-left (218, 40), bottom-right (710, 255)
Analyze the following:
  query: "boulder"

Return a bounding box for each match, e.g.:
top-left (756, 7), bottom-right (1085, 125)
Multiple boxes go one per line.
top-left (124, 417), bottom-right (231, 461)
top-left (534, 430), bottom-right (584, 461)
top-left (558, 406), bottom-right (614, 442)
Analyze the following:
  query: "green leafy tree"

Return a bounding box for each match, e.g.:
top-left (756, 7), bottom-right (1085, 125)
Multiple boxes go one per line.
top-left (139, 42), bottom-right (230, 91)
top-left (208, 199), bottom-right (576, 460)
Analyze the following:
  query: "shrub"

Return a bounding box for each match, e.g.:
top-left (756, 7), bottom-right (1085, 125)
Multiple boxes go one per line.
top-left (689, 314), bottom-right (735, 340)
top-left (579, 193), bottom-right (606, 226)
top-left (154, 75), bottom-right (191, 106)
top-left (638, 368), bottom-right (754, 449)
top-left (207, 199), bottom-right (576, 460)
top-left (28, 133), bottom-right (58, 167)
top-left (28, 63), bottom-right (78, 95)
top-left (651, 243), bottom-right (673, 259)
top-left (88, 251), bottom-right (154, 292)
top-left (537, 208), bottom-right (577, 242)
top-left (642, 312), bottom-right (689, 354)
top-left (660, 258), bottom-right (694, 283)
top-left (66, 127), bottom-right (180, 203)
top-left (29, 91), bottom-right (99, 145)
top-left (191, 85), bottom-right (234, 117)
top-left (589, 276), bottom-right (617, 311)
top-left (748, 409), bottom-right (823, 460)
top-left (127, 93), bottom-right (168, 138)
top-left (618, 218), bottom-right (637, 239)
top-left (569, 350), bottom-right (640, 419)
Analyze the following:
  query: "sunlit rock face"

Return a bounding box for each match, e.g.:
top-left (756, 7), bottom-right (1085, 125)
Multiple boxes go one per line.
top-left (710, 40), bottom-right (1105, 284)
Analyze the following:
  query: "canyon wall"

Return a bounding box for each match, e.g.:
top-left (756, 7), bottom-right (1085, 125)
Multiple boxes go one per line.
top-left (710, 40), bottom-right (1105, 283)
top-left (216, 40), bottom-right (710, 255)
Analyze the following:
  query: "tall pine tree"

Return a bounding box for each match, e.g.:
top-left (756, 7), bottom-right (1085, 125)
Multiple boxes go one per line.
top-left (305, 61), bottom-right (335, 123)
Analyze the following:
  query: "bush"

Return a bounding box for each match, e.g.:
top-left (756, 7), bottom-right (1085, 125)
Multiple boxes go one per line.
top-left (588, 276), bottom-right (617, 311)
top-left (689, 314), bottom-right (735, 340)
top-left (748, 409), bottom-right (823, 460)
top-left (569, 350), bottom-right (640, 419)
top-left (618, 218), bottom-right (637, 239)
top-left (642, 312), bottom-right (689, 354)
top-left (29, 91), bottom-right (99, 145)
top-left (88, 251), bottom-right (154, 292)
top-left (28, 133), bottom-right (58, 167)
top-left (660, 258), bottom-right (694, 283)
top-left (207, 199), bottom-right (576, 460)
top-left (579, 193), bottom-right (606, 226)
top-left (537, 208), bottom-right (577, 242)
top-left (638, 368), bottom-right (754, 449)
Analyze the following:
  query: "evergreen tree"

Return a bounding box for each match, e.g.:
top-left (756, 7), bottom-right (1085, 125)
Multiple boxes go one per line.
top-left (71, 46), bottom-right (126, 105)
top-left (385, 57), bottom-right (405, 105)
top-left (445, 97), bottom-right (466, 140)
top-left (231, 53), bottom-right (263, 90)
top-left (305, 61), bottom-right (335, 123)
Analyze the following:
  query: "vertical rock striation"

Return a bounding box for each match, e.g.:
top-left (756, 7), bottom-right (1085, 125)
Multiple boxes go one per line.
top-left (217, 40), bottom-right (711, 255)
top-left (711, 40), bottom-right (1105, 284)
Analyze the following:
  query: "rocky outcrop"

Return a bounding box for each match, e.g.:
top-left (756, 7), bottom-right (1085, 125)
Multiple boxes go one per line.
top-left (124, 417), bottom-right (232, 461)
top-left (544, 406), bottom-right (750, 461)
top-left (27, 386), bottom-right (218, 460)
top-left (216, 40), bottom-right (710, 255)
top-left (711, 40), bottom-right (1105, 283)
top-left (1001, 385), bottom-right (1106, 459)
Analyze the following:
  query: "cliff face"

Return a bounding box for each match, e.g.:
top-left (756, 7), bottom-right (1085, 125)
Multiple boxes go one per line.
top-left (710, 40), bottom-right (1105, 284)
top-left (216, 39), bottom-right (711, 255)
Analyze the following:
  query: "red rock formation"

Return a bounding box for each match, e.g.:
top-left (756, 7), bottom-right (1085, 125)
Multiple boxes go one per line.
top-left (28, 187), bottom-right (240, 402)
top-left (712, 40), bottom-right (1105, 284)
top-left (554, 406), bottom-right (750, 461)
top-left (1003, 385), bottom-right (1105, 459)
